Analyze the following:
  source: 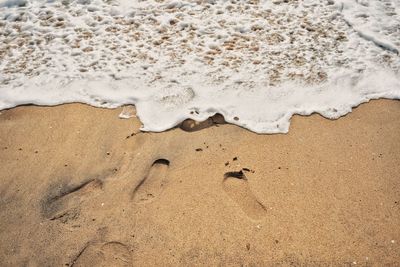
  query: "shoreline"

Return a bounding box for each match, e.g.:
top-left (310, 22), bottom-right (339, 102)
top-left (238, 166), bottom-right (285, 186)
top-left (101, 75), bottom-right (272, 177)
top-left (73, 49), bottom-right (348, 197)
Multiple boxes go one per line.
top-left (1, 97), bottom-right (399, 135)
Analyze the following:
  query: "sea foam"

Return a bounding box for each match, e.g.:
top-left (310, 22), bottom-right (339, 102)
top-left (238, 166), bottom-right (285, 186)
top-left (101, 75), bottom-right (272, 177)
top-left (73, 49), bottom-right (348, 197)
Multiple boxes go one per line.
top-left (0, 0), bottom-right (399, 133)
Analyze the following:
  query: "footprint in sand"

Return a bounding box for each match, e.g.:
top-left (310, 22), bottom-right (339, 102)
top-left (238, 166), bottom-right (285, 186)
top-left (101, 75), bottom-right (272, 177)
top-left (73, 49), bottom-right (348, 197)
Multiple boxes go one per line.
top-left (180, 113), bottom-right (225, 132)
top-left (223, 171), bottom-right (267, 220)
top-left (72, 241), bottom-right (132, 267)
top-left (43, 179), bottom-right (103, 222)
top-left (132, 159), bottom-right (170, 203)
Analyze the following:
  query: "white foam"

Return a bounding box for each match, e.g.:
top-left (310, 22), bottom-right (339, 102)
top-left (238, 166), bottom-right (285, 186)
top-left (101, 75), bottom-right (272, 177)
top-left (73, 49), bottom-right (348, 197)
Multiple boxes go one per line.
top-left (0, 0), bottom-right (399, 133)
top-left (336, 0), bottom-right (400, 54)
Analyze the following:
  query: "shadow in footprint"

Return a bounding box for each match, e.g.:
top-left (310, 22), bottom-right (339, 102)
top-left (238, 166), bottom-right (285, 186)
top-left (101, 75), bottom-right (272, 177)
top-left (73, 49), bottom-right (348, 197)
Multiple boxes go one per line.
top-left (43, 179), bottom-right (103, 222)
top-left (180, 113), bottom-right (225, 132)
top-left (132, 159), bottom-right (170, 204)
top-left (72, 241), bottom-right (132, 267)
top-left (223, 171), bottom-right (267, 220)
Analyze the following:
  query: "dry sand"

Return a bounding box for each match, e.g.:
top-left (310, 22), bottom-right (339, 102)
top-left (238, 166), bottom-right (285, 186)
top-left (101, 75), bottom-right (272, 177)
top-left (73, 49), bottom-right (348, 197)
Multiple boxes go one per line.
top-left (0, 100), bottom-right (399, 266)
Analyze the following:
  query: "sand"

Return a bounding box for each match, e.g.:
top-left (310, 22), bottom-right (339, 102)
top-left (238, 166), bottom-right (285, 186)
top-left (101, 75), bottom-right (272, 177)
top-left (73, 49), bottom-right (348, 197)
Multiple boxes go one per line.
top-left (0, 99), bottom-right (399, 266)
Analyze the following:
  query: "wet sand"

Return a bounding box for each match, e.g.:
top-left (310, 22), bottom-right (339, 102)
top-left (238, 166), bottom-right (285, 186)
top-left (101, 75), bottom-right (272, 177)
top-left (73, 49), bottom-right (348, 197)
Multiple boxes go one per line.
top-left (0, 100), bottom-right (399, 266)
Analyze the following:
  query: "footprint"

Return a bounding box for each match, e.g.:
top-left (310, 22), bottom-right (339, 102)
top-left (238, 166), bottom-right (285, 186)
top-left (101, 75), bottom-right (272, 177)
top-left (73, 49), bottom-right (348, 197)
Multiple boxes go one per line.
top-left (71, 241), bottom-right (132, 267)
top-left (132, 159), bottom-right (170, 203)
top-left (180, 113), bottom-right (225, 132)
top-left (223, 171), bottom-right (267, 220)
top-left (43, 179), bottom-right (103, 222)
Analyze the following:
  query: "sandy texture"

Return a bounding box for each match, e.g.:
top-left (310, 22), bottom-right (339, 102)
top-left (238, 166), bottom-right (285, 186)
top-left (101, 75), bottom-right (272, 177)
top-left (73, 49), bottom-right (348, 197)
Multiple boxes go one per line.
top-left (0, 100), bottom-right (399, 266)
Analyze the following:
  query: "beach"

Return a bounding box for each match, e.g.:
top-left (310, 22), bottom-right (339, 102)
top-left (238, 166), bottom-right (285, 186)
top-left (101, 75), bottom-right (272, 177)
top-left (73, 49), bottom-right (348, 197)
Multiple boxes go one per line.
top-left (0, 99), bottom-right (399, 266)
top-left (1, 0), bottom-right (400, 265)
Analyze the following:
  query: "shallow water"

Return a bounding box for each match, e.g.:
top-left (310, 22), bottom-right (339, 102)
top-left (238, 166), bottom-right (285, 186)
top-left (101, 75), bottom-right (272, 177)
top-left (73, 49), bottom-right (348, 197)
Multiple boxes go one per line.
top-left (0, 0), bottom-right (399, 133)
